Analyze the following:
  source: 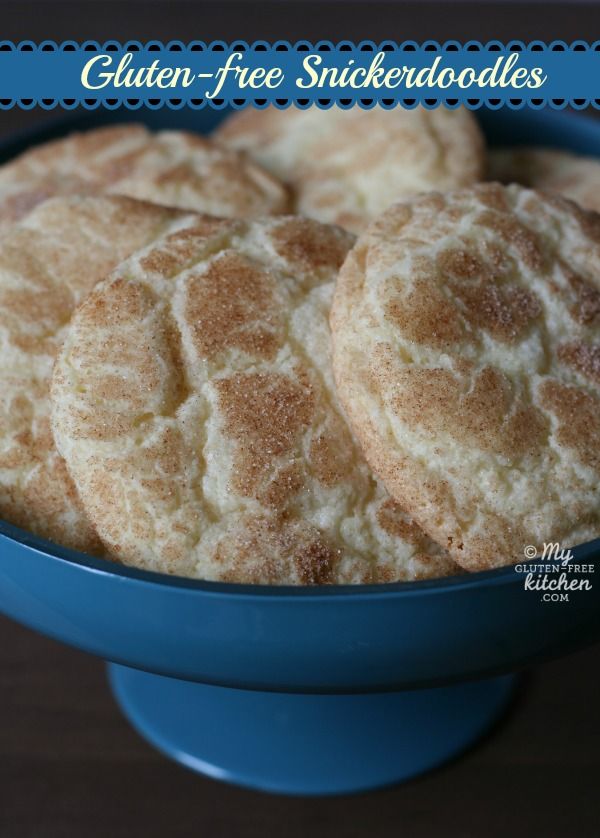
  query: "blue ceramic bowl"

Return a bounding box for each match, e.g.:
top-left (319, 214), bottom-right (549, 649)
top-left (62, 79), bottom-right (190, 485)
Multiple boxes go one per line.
top-left (0, 106), bottom-right (599, 795)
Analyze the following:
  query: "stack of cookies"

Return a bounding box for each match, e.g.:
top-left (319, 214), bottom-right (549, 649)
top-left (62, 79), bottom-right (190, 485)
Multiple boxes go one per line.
top-left (1, 107), bottom-right (598, 584)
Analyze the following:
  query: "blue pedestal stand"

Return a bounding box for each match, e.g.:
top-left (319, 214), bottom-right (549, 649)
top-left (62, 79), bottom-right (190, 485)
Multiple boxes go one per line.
top-left (108, 663), bottom-right (516, 796)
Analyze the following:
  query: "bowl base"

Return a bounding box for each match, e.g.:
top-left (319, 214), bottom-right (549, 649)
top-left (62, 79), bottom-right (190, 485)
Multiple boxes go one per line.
top-left (107, 664), bottom-right (517, 796)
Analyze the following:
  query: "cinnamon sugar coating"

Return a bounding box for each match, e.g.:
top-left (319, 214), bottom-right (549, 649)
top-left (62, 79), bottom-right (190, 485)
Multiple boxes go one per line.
top-left (331, 183), bottom-right (600, 570)
top-left (0, 195), bottom-right (190, 552)
top-left (51, 214), bottom-right (457, 584)
top-left (0, 123), bottom-right (289, 228)
top-left (215, 105), bottom-right (485, 233)
top-left (489, 146), bottom-right (600, 214)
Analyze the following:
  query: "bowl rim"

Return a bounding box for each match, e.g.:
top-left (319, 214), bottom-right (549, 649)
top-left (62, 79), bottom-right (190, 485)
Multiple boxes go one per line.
top-left (2, 518), bottom-right (599, 600)
top-left (1, 106), bottom-right (599, 602)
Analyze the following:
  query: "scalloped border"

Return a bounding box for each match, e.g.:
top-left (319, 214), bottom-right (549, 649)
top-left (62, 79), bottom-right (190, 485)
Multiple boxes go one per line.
top-left (0, 40), bottom-right (597, 109)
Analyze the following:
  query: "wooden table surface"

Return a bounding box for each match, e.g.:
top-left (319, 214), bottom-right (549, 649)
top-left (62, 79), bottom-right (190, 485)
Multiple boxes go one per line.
top-left (1, 3), bottom-right (599, 836)
top-left (0, 614), bottom-right (598, 838)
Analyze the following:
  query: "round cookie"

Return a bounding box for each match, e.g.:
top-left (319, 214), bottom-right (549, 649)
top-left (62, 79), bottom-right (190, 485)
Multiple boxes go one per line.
top-left (51, 214), bottom-right (456, 584)
top-left (0, 123), bottom-right (288, 228)
top-left (0, 195), bottom-right (191, 553)
top-left (214, 105), bottom-right (485, 233)
top-left (330, 183), bottom-right (600, 571)
top-left (489, 146), bottom-right (600, 214)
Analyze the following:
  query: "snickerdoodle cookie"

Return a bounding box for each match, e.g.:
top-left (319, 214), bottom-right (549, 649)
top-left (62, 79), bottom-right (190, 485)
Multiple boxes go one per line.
top-left (215, 105), bottom-right (485, 233)
top-left (489, 146), bottom-right (600, 214)
top-left (0, 195), bottom-right (189, 552)
top-left (51, 213), bottom-right (456, 583)
top-left (330, 183), bottom-right (600, 570)
top-left (0, 123), bottom-right (288, 227)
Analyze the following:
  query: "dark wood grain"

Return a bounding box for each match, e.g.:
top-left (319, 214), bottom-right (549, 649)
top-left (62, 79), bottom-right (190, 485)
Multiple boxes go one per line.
top-left (0, 3), bottom-right (599, 835)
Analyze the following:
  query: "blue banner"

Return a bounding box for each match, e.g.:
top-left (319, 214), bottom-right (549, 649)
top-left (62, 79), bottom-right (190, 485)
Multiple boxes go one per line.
top-left (0, 41), bottom-right (598, 109)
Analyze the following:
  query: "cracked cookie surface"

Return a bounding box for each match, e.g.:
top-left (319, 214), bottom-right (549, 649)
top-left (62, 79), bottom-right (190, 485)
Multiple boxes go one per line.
top-left (330, 183), bottom-right (600, 570)
top-left (0, 195), bottom-right (190, 552)
top-left (0, 123), bottom-right (288, 228)
top-left (51, 213), bottom-right (457, 584)
top-left (215, 105), bottom-right (485, 233)
top-left (489, 147), bottom-right (600, 214)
